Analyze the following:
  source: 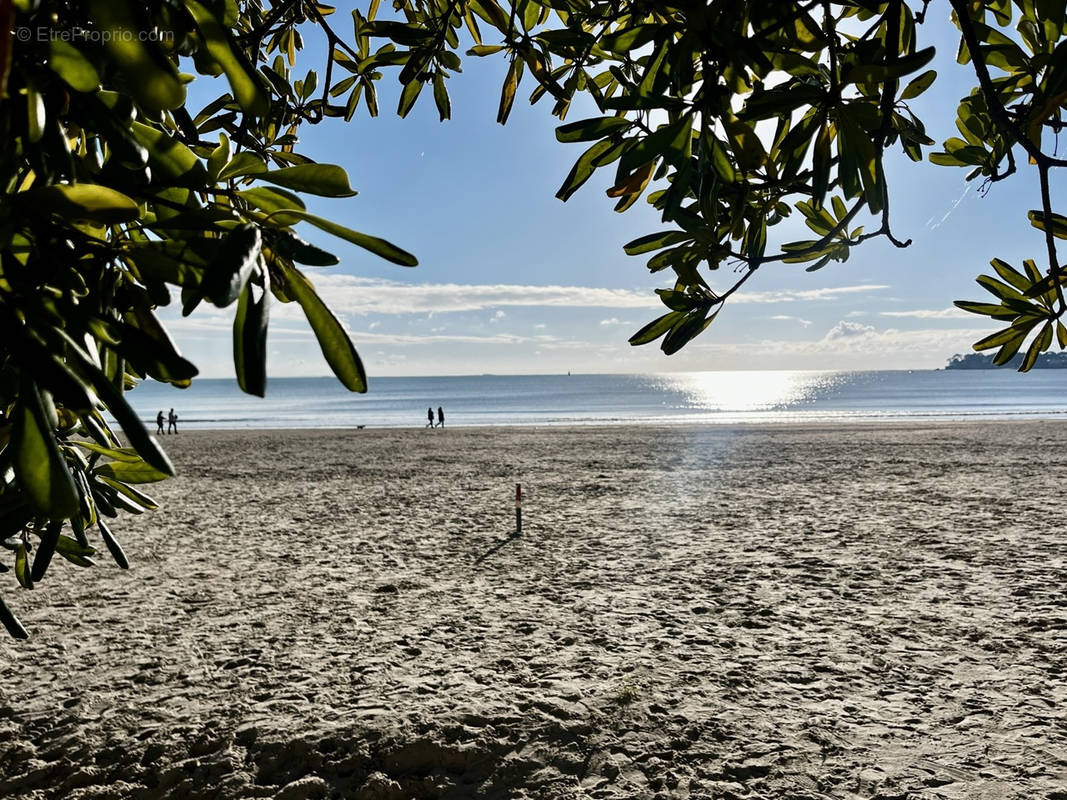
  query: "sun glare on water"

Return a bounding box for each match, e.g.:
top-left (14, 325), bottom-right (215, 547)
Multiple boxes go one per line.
top-left (661, 370), bottom-right (844, 412)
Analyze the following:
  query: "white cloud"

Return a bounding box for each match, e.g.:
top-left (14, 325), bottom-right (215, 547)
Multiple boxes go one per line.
top-left (770, 315), bottom-right (813, 327)
top-left (307, 274), bottom-right (655, 313)
top-left (287, 274), bottom-right (890, 315)
top-left (345, 329), bottom-right (562, 346)
top-left (683, 324), bottom-right (994, 369)
top-left (600, 317), bottom-right (621, 326)
top-left (824, 321), bottom-right (876, 340)
top-left (731, 284), bottom-right (890, 304)
top-left (880, 307), bottom-right (969, 319)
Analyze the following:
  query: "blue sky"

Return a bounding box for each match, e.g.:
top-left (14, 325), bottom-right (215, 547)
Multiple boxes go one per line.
top-left (166, 7), bottom-right (1057, 378)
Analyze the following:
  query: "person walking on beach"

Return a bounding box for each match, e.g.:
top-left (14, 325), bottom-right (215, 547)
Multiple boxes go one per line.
top-left (167, 408), bottom-right (178, 435)
top-left (426, 407), bottom-right (435, 428)
top-left (437, 406), bottom-right (445, 428)
top-left (156, 410), bottom-right (164, 435)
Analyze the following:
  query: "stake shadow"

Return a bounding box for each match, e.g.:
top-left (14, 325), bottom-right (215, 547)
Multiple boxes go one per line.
top-left (473, 531), bottom-right (519, 565)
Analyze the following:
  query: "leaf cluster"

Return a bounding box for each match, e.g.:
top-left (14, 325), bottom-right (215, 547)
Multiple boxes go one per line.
top-left (471, 0), bottom-right (940, 350)
top-left (0, 0), bottom-right (421, 636)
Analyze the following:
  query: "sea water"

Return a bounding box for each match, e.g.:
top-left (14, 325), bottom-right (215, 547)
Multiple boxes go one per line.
top-left (125, 370), bottom-right (1067, 429)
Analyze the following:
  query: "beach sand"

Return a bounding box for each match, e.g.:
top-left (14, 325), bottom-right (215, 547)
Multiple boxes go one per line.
top-left (0, 422), bottom-right (1065, 799)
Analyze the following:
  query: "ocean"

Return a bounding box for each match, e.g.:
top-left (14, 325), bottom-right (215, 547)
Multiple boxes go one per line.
top-left (125, 370), bottom-right (1067, 429)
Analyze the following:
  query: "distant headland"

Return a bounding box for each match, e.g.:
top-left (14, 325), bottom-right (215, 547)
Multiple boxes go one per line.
top-left (945, 352), bottom-right (1067, 369)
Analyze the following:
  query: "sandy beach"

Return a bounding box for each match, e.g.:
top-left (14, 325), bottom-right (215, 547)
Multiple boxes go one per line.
top-left (0, 422), bottom-right (1065, 799)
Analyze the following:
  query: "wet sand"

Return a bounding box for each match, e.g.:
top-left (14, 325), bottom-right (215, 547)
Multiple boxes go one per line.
top-left (1, 422), bottom-right (1065, 799)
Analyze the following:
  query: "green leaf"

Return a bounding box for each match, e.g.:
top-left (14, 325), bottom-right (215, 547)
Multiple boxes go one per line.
top-left (186, 0), bottom-right (268, 116)
top-left (556, 139), bottom-right (614, 201)
top-left (278, 262), bottom-right (366, 392)
top-left (237, 186), bottom-right (306, 214)
top-left (1023, 270), bottom-right (1066, 299)
top-left (432, 73), bottom-right (451, 122)
top-left (836, 109), bottom-right (881, 212)
top-left (58, 550), bottom-right (96, 568)
top-left (555, 116), bottom-right (631, 143)
top-left (48, 40), bottom-right (100, 92)
top-left (93, 461), bottom-right (171, 484)
top-left (655, 289), bottom-right (691, 311)
top-left (953, 300), bottom-right (1017, 320)
top-left (722, 117), bottom-right (766, 171)
top-left (130, 121), bottom-right (209, 187)
top-left (929, 151), bottom-right (965, 167)
top-left (15, 542), bottom-right (32, 590)
top-left (12, 378), bottom-right (80, 519)
top-left (624, 230), bottom-right (693, 256)
top-left (96, 521), bottom-right (129, 570)
top-left (973, 326), bottom-right (1026, 352)
top-left (267, 210), bottom-right (417, 266)
top-left (88, 0), bottom-right (184, 111)
top-left (599, 24), bottom-right (659, 54)
top-left (24, 183), bottom-right (141, 224)
top-left (0, 596), bottom-right (28, 639)
top-left (1020, 322), bottom-right (1053, 371)
top-left (55, 534), bottom-right (96, 558)
top-left (468, 44), bottom-right (506, 56)
top-left (739, 83), bottom-right (824, 121)
top-left (901, 69), bottom-right (936, 100)
top-left (233, 276), bottom-right (270, 397)
top-left (638, 38), bottom-right (669, 96)
top-left (846, 46), bottom-right (936, 84)
top-left (661, 309), bottom-right (717, 355)
top-left (258, 165), bottom-right (357, 197)
top-left (119, 312), bottom-right (199, 384)
top-left (207, 134), bottom-right (231, 181)
top-left (96, 476), bottom-right (158, 511)
top-left (1028, 210), bottom-right (1067, 239)
top-left (990, 258), bottom-right (1031, 293)
top-left (629, 310), bottom-right (685, 346)
top-left (621, 117), bottom-right (692, 172)
top-left (201, 224), bottom-right (263, 307)
top-left (272, 230), bottom-right (339, 266)
top-left (398, 79), bottom-right (423, 118)
top-left (804, 253), bottom-right (835, 272)
top-left (31, 521), bottom-right (63, 583)
top-left (72, 442), bottom-right (142, 462)
top-left (977, 274), bottom-right (1025, 302)
top-left (219, 152), bottom-right (268, 181)
top-left (707, 136), bottom-right (736, 183)
top-left (498, 57), bottom-right (521, 124)
top-left (992, 329), bottom-right (1027, 365)
top-left (54, 330), bottom-right (175, 477)
top-left (793, 10), bottom-right (828, 49)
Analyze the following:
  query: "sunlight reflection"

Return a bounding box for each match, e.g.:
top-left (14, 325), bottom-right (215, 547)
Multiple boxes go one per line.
top-left (658, 370), bottom-right (845, 412)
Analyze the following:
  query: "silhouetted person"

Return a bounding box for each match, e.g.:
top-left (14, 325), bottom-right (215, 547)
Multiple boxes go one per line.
top-left (437, 406), bottom-right (444, 428)
top-left (426, 407), bottom-right (434, 427)
top-left (156, 410), bottom-right (164, 435)
top-left (167, 408), bottom-right (178, 434)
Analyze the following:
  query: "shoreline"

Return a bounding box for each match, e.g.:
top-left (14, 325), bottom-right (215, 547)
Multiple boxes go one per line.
top-left (145, 414), bottom-right (1067, 434)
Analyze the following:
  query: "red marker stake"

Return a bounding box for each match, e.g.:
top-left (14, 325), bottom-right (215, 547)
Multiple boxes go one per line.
top-left (515, 483), bottom-right (522, 535)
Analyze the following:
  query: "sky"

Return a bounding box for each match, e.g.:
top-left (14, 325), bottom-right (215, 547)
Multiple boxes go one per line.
top-left (165, 5), bottom-right (1060, 378)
